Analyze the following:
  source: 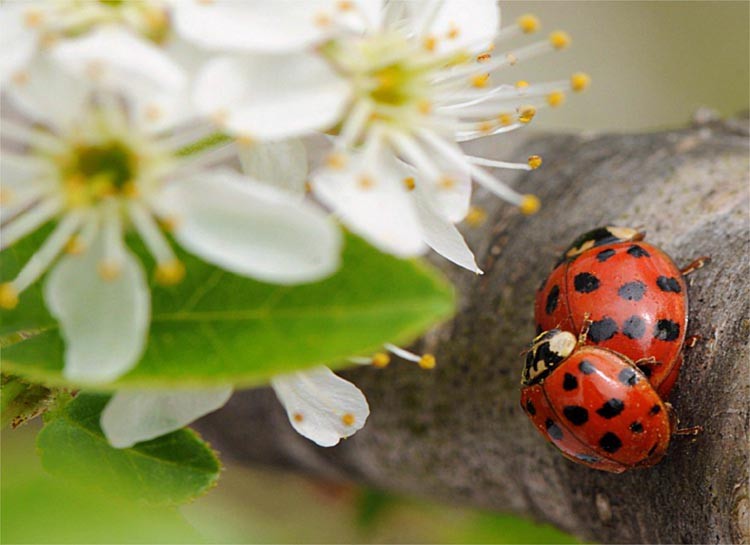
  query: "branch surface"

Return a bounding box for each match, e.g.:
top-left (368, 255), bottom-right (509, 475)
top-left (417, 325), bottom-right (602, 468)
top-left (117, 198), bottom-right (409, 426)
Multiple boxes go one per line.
top-left (197, 115), bottom-right (750, 544)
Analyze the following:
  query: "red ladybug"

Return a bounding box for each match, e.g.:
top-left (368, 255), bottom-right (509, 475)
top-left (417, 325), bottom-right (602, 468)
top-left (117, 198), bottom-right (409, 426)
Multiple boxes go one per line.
top-left (520, 328), bottom-right (674, 473)
top-left (535, 227), bottom-right (707, 399)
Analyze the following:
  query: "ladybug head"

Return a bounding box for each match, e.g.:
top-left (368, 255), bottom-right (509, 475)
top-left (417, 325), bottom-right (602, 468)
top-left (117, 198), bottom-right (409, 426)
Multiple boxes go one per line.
top-left (521, 329), bottom-right (577, 385)
top-left (562, 226), bottom-right (645, 260)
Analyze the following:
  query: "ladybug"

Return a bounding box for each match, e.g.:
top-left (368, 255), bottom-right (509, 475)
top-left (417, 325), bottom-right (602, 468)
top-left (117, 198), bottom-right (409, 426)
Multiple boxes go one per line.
top-left (535, 226), bottom-right (708, 399)
top-left (520, 327), bottom-right (675, 473)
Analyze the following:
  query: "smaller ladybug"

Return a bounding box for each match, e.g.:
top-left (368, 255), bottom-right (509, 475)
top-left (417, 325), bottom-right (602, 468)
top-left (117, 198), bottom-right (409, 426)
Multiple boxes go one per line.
top-left (520, 325), bottom-right (677, 473)
top-left (535, 226), bottom-right (709, 399)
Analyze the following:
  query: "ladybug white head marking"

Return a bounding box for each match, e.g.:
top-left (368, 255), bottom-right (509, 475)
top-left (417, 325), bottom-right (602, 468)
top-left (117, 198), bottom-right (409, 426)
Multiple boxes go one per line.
top-left (522, 329), bottom-right (577, 385)
top-left (563, 226), bottom-right (645, 260)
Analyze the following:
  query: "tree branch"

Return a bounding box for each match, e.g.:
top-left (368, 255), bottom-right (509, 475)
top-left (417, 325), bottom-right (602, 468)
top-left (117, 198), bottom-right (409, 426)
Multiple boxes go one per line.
top-left (197, 114), bottom-right (750, 544)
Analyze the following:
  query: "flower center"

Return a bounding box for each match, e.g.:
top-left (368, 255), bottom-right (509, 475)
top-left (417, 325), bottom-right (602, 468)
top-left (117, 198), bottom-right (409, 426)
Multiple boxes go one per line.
top-left (369, 63), bottom-right (420, 106)
top-left (72, 142), bottom-right (135, 190)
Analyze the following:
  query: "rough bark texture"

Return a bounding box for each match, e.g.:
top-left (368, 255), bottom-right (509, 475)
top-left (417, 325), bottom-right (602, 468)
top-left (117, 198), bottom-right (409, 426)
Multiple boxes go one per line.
top-left (197, 114), bottom-right (750, 544)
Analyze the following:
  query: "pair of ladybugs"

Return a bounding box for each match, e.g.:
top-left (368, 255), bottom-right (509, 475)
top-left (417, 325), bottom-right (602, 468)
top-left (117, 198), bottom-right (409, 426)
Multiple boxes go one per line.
top-left (520, 227), bottom-right (707, 473)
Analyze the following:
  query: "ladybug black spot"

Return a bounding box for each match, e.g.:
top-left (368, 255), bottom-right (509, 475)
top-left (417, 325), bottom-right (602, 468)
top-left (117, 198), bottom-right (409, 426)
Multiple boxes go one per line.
top-left (575, 453), bottom-right (601, 463)
top-left (596, 398), bottom-right (625, 419)
top-left (589, 317), bottom-right (619, 343)
top-left (545, 285), bottom-right (560, 315)
top-left (596, 248), bottom-right (616, 262)
top-left (654, 319), bottom-right (680, 341)
top-left (563, 405), bottom-right (589, 426)
top-left (618, 367), bottom-right (639, 386)
top-left (618, 280), bottom-right (647, 301)
top-left (535, 323), bottom-right (543, 335)
top-left (578, 360), bottom-right (596, 375)
top-left (525, 399), bottom-right (536, 416)
top-left (599, 432), bottom-right (623, 453)
top-left (574, 272), bottom-right (600, 293)
top-left (630, 421), bottom-right (644, 433)
top-left (627, 245), bottom-right (651, 258)
top-left (562, 373), bottom-right (578, 391)
top-left (649, 404), bottom-right (662, 416)
top-left (622, 315), bottom-right (646, 339)
top-left (545, 418), bottom-right (564, 440)
top-left (657, 276), bottom-right (682, 293)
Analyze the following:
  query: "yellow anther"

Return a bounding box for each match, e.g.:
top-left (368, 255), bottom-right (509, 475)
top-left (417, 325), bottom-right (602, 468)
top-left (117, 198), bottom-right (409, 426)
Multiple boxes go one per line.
top-left (570, 72), bottom-right (591, 92)
top-left (160, 215), bottom-right (181, 233)
top-left (144, 7), bottom-right (168, 29)
top-left (0, 187), bottom-right (14, 205)
top-left (155, 259), bottom-right (186, 286)
top-left (547, 90), bottom-right (566, 107)
top-left (527, 155), bottom-right (543, 169)
top-left (23, 9), bottom-right (44, 28)
top-left (144, 104), bottom-right (162, 121)
top-left (372, 352), bottom-right (391, 368)
top-left (520, 194), bottom-right (541, 215)
top-left (98, 260), bottom-right (122, 282)
top-left (65, 235), bottom-right (85, 255)
top-left (211, 109), bottom-right (228, 127)
top-left (439, 176), bottom-right (456, 189)
top-left (476, 52), bottom-right (492, 63)
top-left (518, 14), bottom-right (540, 34)
top-left (12, 71), bottom-right (29, 86)
top-left (304, 181), bottom-right (313, 193)
top-left (447, 24), bottom-right (460, 40)
top-left (498, 112), bottom-right (514, 126)
top-left (337, 0), bottom-right (354, 11)
top-left (423, 35), bottom-right (437, 51)
top-left (85, 61), bottom-right (104, 80)
top-left (293, 412), bottom-right (304, 423)
top-left (341, 413), bottom-right (356, 426)
top-left (518, 105), bottom-right (536, 124)
top-left (515, 80), bottom-right (529, 89)
top-left (39, 32), bottom-right (59, 49)
top-left (403, 177), bottom-right (416, 191)
top-left (122, 181), bottom-right (139, 198)
top-left (417, 99), bottom-right (432, 115)
top-left (478, 121), bottom-right (494, 133)
top-left (549, 30), bottom-right (571, 50)
top-left (236, 134), bottom-right (255, 147)
top-left (325, 152), bottom-right (347, 170)
top-left (0, 284), bottom-right (19, 310)
top-left (358, 175), bottom-right (375, 189)
top-left (465, 206), bottom-right (487, 227)
top-left (418, 354), bottom-right (436, 370)
top-left (471, 73), bottom-right (490, 88)
top-left (314, 12), bottom-right (331, 27)
top-left (64, 175), bottom-right (89, 208)
top-left (506, 53), bottom-right (518, 66)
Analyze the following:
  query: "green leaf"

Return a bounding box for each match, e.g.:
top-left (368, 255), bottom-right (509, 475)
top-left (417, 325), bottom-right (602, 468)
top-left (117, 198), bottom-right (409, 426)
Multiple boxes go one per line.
top-left (1, 228), bottom-right (454, 389)
top-left (36, 393), bottom-right (220, 505)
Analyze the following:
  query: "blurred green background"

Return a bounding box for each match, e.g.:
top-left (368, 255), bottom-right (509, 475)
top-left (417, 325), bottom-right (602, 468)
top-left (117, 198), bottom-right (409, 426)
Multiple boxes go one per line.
top-left (2, 2), bottom-right (748, 544)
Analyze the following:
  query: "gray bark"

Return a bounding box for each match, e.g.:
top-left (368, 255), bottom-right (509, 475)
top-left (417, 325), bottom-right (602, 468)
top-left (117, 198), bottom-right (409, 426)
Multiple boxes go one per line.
top-left (197, 113), bottom-right (750, 544)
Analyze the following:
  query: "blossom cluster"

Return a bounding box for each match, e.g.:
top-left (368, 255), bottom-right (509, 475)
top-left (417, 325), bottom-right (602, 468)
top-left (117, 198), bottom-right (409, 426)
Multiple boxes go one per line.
top-left (0, 1), bottom-right (587, 448)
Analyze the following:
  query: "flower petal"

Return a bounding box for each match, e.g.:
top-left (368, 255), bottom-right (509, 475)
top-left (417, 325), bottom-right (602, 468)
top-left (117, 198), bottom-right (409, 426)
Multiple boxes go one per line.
top-left (44, 228), bottom-right (150, 384)
top-left (405, 0), bottom-right (499, 54)
top-left (0, 3), bottom-right (37, 86)
top-left (312, 151), bottom-right (426, 257)
top-left (173, 0), bottom-right (379, 53)
top-left (101, 387), bottom-right (233, 448)
top-left (159, 169), bottom-right (341, 284)
top-left (414, 189), bottom-right (481, 273)
top-left (193, 54), bottom-right (351, 140)
top-left (238, 139), bottom-right (308, 196)
top-left (4, 55), bottom-right (89, 131)
top-left (271, 366), bottom-right (369, 447)
top-left (51, 27), bottom-right (186, 98)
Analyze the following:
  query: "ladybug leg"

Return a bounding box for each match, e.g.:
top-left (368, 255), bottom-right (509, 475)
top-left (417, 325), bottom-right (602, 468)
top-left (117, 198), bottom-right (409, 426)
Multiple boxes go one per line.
top-left (578, 312), bottom-right (592, 345)
top-left (685, 335), bottom-right (702, 348)
top-left (665, 402), bottom-right (704, 436)
top-left (680, 256), bottom-right (711, 276)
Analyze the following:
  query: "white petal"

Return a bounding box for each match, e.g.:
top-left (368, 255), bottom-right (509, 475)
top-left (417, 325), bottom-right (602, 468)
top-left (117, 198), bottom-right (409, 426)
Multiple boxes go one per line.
top-left (44, 229), bottom-right (150, 384)
top-left (271, 366), bottom-right (369, 447)
top-left (159, 169), bottom-right (341, 284)
top-left (312, 151), bottom-right (426, 257)
top-left (4, 55), bottom-right (89, 131)
top-left (424, 145), bottom-right (472, 222)
top-left (194, 54), bottom-right (351, 140)
top-left (414, 189), bottom-right (481, 273)
top-left (405, 0), bottom-right (499, 54)
top-left (101, 387), bottom-right (233, 448)
top-left (238, 139), bottom-right (308, 196)
top-left (173, 0), bottom-right (378, 53)
top-left (51, 27), bottom-right (186, 99)
top-left (0, 3), bottom-right (38, 85)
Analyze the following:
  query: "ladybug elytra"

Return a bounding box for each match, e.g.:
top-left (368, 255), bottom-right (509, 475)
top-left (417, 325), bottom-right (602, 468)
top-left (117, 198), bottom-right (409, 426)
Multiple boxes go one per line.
top-left (520, 328), bottom-right (674, 473)
top-left (534, 226), bottom-right (706, 399)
